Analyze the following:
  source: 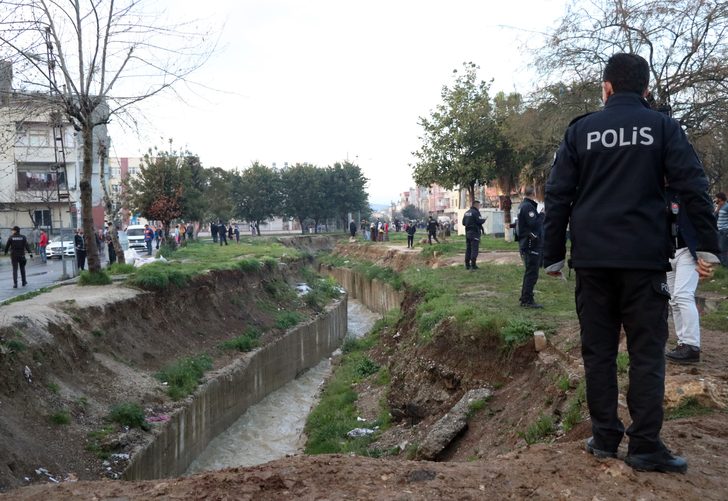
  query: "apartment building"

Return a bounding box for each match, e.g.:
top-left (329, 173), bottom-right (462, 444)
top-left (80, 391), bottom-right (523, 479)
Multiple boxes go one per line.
top-left (0, 61), bottom-right (108, 234)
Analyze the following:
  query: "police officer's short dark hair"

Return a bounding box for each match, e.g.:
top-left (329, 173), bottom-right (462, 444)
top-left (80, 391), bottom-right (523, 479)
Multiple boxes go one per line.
top-left (717, 192), bottom-right (727, 202)
top-left (603, 53), bottom-right (649, 94)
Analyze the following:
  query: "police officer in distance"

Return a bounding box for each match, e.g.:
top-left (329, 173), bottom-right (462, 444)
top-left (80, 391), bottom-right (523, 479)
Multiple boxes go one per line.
top-left (543, 53), bottom-right (719, 474)
top-left (461, 199), bottom-right (485, 270)
top-left (517, 187), bottom-right (543, 308)
top-left (4, 226), bottom-right (33, 288)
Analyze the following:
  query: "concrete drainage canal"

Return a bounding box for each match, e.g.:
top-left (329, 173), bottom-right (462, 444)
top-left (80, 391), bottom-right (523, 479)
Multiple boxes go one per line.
top-left (185, 299), bottom-right (381, 474)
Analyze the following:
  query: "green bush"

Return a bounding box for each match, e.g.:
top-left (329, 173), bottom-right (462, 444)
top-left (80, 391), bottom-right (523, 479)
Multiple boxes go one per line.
top-left (78, 270), bottom-right (112, 286)
top-left (108, 402), bottom-right (149, 430)
top-left (50, 410), bottom-right (71, 425)
top-left (501, 318), bottom-right (537, 350)
top-left (157, 241), bottom-right (178, 258)
top-left (219, 327), bottom-right (261, 352)
top-left (275, 311), bottom-right (304, 329)
top-left (561, 381), bottom-right (586, 432)
top-left (520, 414), bottom-right (555, 444)
top-left (617, 352), bottom-right (630, 375)
top-left (155, 354), bottom-right (213, 400)
top-left (353, 357), bottom-right (380, 378)
top-left (237, 258), bottom-right (262, 272)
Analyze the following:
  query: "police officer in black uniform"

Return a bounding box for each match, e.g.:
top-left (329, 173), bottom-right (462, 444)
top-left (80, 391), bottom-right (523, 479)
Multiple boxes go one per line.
top-left (462, 199), bottom-right (485, 270)
top-left (517, 187), bottom-right (543, 307)
top-left (4, 226), bottom-right (32, 288)
top-left (543, 53), bottom-right (719, 474)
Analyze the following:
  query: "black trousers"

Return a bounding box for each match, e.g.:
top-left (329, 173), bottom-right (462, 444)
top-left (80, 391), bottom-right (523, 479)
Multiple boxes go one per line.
top-left (11, 256), bottom-right (27, 285)
top-left (576, 268), bottom-right (669, 455)
top-left (108, 243), bottom-right (116, 265)
top-left (407, 235), bottom-right (414, 248)
top-left (465, 234), bottom-right (480, 265)
top-left (519, 249), bottom-right (540, 304)
top-left (428, 231), bottom-right (439, 244)
top-left (76, 249), bottom-right (87, 271)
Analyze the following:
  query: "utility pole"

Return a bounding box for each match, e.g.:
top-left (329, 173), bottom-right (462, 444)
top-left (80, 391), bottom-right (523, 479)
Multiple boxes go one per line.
top-left (46, 27), bottom-right (73, 279)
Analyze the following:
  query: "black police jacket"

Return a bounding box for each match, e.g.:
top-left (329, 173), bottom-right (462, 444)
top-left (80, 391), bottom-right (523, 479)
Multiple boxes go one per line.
top-left (4, 234), bottom-right (31, 258)
top-left (517, 198), bottom-right (541, 251)
top-left (462, 206), bottom-right (485, 236)
top-left (544, 92), bottom-right (719, 271)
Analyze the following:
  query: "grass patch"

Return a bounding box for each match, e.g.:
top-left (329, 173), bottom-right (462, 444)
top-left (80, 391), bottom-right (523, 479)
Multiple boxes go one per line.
top-left (107, 263), bottom-right (135, 275)
top-left (617, 352), bottom-right (630, 375)
top-left (305, 331), bottom-right (388, 456)
top-left (50, 410), bottom-right (71, 425)
top-left (275, 311), bottom-right (304, 329)
top-left (519, 413), bottom-right (556, 444)
top-left (47, 382), bottom-right (60, 393)
top-left (561, 380), bottom-right (586, 432)
top-left (466, 397), bottom-right (491, 419)
top-left (126, 262), bottom-right (194, 291)
top-left (107, 402), bottom-right (149, 430)
top-left (501, 318), bottom-right (537, 351)
top-left (220, 327), bottom-right (261, 352)
top-left (1, 286), bottom-right (55, 305)
top-left (556, 375), bottom-right (570, 392)
top-left (237, 258), bottom-right (262, 272)
top-left (3, 339), bottom-right (26, 353)
top-left (665, 397), bottom-right (715, 420)
top-left (86, 426), bottom-right (115, 458)
top-left (91, 329), bottom-right (105, 338)
top-left (155, 354), bottom-right (213, 400)
top-left (78, 270), bottom-right (112, 286)
top-left (701, 299), bottom-right (728, 331)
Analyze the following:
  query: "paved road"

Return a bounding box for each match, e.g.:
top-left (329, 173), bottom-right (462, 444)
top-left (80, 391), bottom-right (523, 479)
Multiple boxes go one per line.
top-left (0, 255), bottom-right (85, 304)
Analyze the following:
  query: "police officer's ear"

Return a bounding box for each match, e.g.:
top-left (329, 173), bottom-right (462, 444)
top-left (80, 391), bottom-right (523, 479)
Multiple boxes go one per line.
top-left (601, 81), bottom-right (614, 103)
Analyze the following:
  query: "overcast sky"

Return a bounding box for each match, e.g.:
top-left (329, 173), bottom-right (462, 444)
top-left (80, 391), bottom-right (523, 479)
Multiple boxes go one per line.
top-left (110, 0), bottom-right (568, 205)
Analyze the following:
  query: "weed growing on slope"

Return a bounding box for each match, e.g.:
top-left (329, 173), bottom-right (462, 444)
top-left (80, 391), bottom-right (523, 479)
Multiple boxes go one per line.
top-left (78, 270), bottom-right (112, 286)
top-left (219, 327), bottom-right (261, 352)
top-left (108, 402), bottom-right (149, 430)
top-left (156, 354), bottom-right (213, 400)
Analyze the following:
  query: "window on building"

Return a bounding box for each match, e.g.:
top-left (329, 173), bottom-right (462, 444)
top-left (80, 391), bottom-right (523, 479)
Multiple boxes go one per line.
top-left (28, 129), bottom-right (50, 147)
top-left (128, 166), bottom-right (138, 176)
top-left (110, 167), bottom-right (120, 178)
top-left (111, 184), bottom-right (120, 193)
top-left (17, 170), bottom-right (66, 191)
top-left (33, 209), bottom-right (52, 227)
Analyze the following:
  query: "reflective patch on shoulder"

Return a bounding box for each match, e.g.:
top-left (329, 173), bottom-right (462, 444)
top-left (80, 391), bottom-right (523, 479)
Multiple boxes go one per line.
top-left (528, 211), bottom-right (535, 218)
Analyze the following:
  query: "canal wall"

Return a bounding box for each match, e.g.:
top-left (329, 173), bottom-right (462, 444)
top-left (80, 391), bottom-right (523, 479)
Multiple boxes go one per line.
top-left (123, 297), bottom-right (348, 480)
top-left (322, 266), bottom-right (404, 316)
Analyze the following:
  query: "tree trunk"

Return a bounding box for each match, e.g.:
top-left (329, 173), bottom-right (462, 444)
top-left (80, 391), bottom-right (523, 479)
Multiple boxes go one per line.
top-left (81, 124), bottom-right (101, 272)
top-left (98, 141), bottom-right (125, 264)
top-left (468, 182), bottom-right (476, 207)
top-left (299, 217), bottom-right (306, 234)
top-left (255, 221), bottom-right (261, 236)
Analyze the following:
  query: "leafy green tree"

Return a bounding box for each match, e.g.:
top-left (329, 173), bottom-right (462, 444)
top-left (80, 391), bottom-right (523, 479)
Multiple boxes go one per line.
top-left (125, 150), bottom-right (189, 239)
top-left (280, 163), bottom-right (327, 234)
top-left (204, 167), bottom-right (234, 223)
top-left (327, 162), bottom-right (370, 230)
top-left (231, 163), bottom-right (281, 235)
top-left (401, 204), bottom-right (425, 221)
top-left (180, 155), bottom-right (207, 225)
top-left (412, 62), bottom-right (499, 205)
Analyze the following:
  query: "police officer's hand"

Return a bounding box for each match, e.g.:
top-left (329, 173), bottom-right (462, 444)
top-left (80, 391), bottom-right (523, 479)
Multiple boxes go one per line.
top-left (696, 257), bottom-right (716, 280)
top-left (30, 254), bottom-right (33, 259)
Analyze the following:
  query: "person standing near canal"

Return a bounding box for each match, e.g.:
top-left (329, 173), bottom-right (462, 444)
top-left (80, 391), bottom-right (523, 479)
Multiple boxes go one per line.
top-left (5, 226), bottom-right (33, 288)
top-left (543, 53), bottom-right (719, 473)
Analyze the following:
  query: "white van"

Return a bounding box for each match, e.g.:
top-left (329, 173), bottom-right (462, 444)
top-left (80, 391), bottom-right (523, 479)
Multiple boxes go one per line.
top-left (126, 224), bottom-right (148, 252)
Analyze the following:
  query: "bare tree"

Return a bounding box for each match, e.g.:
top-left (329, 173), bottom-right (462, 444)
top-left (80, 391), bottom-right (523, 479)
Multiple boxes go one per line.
top-left (0, 0), bottom-right (215, 272)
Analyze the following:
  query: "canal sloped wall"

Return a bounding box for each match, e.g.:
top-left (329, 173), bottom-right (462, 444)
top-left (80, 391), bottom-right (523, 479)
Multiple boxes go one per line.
top-left (322, 267), bottom-right (404, 316)
top-left (123, 297), bottom-right (347, 480)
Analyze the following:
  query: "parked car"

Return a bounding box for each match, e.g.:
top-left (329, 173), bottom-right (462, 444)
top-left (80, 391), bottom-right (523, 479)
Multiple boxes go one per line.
top-left (126, 224), bottom-right (147, 252)
top-left (46, 237), bottom-right (75, 259)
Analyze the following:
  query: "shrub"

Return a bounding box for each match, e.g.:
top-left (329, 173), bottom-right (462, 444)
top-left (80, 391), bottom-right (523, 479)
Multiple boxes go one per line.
top-left (50, 410), bottom-right (71, 425)
top-left (220, 327), bottom-right (261, 352)
top-left (237, 258), bottom-right (261, 272)
top-left (617, 352), bottom-right (630, 375)
top-left (466, 397), bottom-right (491, 419)
top-left (353, 356), bottom-right (380, 378)
top-left (501, 318), bottom-right (537, 350)
top-left (275, 311), bottom-right (304, 330)
top-left (155, 354), bottom-right (213, 400)
top-left (78, 270), bottom-right (112, 286)
top-left (520, 414), bottom-right (555, 444)
top-left (108, 402), bottom-right (149, 430)
top-left (127, 263), bottom-right (191, 291)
